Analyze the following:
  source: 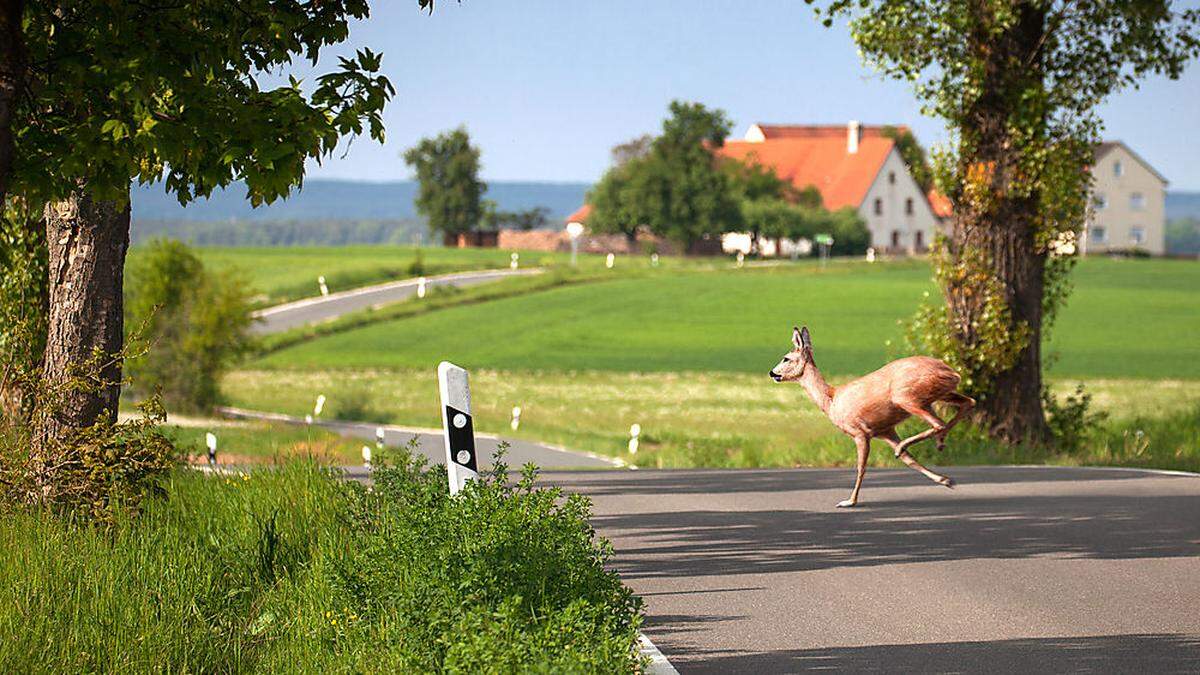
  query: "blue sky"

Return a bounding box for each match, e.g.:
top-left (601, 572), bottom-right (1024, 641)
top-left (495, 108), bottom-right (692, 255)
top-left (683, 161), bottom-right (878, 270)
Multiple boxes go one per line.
top-left (298, 1), bottom-right (1200, 190)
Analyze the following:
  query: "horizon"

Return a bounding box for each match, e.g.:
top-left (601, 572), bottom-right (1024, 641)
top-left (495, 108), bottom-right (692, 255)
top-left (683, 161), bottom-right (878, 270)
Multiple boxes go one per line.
top-left (274, 0), bottom-right (1200, 191)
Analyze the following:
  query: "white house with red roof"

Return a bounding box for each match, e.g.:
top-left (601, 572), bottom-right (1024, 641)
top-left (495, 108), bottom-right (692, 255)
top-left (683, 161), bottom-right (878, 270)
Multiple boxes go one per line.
top-left (720, 122), bottom-right (939, 254)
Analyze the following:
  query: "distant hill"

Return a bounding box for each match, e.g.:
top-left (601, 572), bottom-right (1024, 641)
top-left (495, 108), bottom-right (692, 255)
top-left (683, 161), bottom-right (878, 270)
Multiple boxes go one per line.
top-left (131, 179), bottom-right (590, 223)
top-left (1166, 191), bottom-right (1200, 221)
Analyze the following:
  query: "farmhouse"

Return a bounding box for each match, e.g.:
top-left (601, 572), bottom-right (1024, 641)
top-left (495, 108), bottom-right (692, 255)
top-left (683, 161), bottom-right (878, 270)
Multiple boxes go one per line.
top-left (720, 122), bottom-right (939, 254)
top-left (1085, 141), bottom-right (1168, 255)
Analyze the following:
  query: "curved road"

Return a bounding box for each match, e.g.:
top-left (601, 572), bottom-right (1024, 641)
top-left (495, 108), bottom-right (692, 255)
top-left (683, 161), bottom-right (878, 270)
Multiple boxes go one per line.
top-left (251, 268), bottom-right (541, 334)
top-left (546, 465), bottom-right (1200, 673)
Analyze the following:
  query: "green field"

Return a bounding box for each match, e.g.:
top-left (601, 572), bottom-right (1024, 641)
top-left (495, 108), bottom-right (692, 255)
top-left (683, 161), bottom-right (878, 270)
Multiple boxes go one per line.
top-left (139, 244), bottom-right (713, 306)
top-left (221, 256), bottom-right (1200, 470)
top-left (251, 258), bottom-right (1200, 380)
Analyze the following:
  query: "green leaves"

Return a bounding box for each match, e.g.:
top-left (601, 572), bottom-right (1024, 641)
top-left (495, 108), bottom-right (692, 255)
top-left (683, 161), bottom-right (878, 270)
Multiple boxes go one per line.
top-left (13, 0), bottom-right (407, 210)
top-left (403, 127), bottom-right (486, 237)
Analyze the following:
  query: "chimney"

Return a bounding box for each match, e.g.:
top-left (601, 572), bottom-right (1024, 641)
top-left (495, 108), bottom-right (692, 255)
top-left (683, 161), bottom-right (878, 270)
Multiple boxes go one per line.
top-left (847, 120), bottom-right (862, 154)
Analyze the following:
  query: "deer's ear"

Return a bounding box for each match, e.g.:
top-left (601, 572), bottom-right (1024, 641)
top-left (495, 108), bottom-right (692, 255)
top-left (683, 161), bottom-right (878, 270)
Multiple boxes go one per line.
top-left (792, 326), bottom-right (804, 349)
top-left (800, 326), bottom-right (812, 349)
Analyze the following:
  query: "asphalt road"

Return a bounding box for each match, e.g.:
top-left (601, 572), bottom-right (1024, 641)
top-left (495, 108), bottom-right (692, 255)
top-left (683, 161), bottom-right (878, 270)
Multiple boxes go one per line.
top-left (545, 465), bottom-right (1200, 673)
top-left (217, 406), bottom-right (620, 470)
top-left (250, 268), bottom-right (541, 334)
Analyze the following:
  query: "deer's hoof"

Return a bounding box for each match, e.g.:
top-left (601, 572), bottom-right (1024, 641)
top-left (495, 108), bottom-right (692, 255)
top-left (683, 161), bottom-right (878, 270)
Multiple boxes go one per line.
top-left (836, 499), bottom-right (858, 508)
top-left (938, 476), bottom-right (955, 489)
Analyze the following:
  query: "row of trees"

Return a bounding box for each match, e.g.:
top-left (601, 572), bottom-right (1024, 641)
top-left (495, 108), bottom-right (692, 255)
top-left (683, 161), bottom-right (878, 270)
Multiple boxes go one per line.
top-left (587, 101), bottom-right (870, 253)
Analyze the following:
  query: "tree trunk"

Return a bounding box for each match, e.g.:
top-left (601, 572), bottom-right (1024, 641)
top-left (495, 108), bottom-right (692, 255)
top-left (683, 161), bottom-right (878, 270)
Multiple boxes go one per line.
top-left (949, 1), bottom-right (1051, 444)
top-left (0, 0), bottom-right (25, 206)
top-left (36, 188), bottom-right (130, 448)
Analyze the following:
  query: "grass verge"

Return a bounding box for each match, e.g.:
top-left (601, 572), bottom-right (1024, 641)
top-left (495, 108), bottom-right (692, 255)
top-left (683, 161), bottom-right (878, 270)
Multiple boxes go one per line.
top-left (163, 422), bottom-right (363, 465)
top-left (0, 454), bottom-right (643, 672)
top-left (222, 368), bottom-right (1200, 472)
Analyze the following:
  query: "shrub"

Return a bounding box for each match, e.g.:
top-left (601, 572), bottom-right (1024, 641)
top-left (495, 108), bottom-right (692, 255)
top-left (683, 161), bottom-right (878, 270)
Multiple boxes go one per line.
top-left (124, 239), bottom-right (254, 412)
top-left (336, 445), bottom-right (644, 671)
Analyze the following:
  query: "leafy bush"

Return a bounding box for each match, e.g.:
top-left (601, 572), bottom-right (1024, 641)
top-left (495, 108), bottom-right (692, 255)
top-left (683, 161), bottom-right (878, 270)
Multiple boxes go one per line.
top-left (336, 446), bottom-right (644, 672)
top-left (124, 239), bottom-right (254, 412)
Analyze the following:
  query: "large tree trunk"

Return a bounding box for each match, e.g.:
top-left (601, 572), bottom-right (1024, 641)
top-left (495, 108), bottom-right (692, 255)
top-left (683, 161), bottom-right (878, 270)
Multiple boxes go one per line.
top-left (36, 189), bottom-right (130, 449)
top-left (948, 1), bottom-right (1051, 444)
top-left (0, 0), bottom-right (24, 206)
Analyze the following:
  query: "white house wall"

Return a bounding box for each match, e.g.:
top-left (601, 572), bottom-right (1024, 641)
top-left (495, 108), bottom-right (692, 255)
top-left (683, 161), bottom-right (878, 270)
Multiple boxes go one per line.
top-left (856, 148), bottom-right (938, 253)
top-left (1087, 144), bottom-right (1167, 255)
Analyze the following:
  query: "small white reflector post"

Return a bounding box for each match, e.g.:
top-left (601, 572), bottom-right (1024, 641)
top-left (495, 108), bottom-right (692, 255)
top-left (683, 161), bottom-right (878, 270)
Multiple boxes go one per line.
top-left (510, 252), bottom-right (519, 270)
top-left (606, 253), bottom-right (615, 269)
top-left (205, 432), bottom-right (217, 465)
top-left (417, 276), bottom-right (427, 299)
top-left (375, 426), bottom-right (386, 448)
top-left (361, 445), bottom-right (372, 468)
top-left (736, 251), bottom-right (745, 268)
top-left (650, 253), bottom-right (659, 267)
top-left (318, 275), bottom-right (329, 296)
top-left (438, 361), bottom-right (479, 495)
top-left (314, 394), bottom-right (326, 417)
top-left (511, 405), bottom-right (521, 431)
top-left (629, 423), bottom-right (641, 455)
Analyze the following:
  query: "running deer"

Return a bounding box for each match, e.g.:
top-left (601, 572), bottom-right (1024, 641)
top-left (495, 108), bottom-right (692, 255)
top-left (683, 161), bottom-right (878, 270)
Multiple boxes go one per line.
top-left (769, 326), bottom-right (974, 508)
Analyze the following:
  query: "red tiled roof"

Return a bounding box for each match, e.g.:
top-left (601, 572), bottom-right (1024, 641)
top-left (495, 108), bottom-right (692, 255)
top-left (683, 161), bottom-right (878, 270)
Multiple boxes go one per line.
top-left (565, 203), bottom-right (592, 223)
top-left (927, 189), bottom-right (953, 218)
top-left (754, 124), bottom-right (910, 140)
top-left (718, 136), bottom-right (894, 210)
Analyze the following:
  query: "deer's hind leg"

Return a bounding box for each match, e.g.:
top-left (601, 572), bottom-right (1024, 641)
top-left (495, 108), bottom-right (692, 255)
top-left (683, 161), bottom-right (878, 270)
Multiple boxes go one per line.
top-left (893, 404), bottom-right (947, 455)
top-left (880, 430), bottom-right (954, 489)
top-left (933, 392), bottom-right (975, 451)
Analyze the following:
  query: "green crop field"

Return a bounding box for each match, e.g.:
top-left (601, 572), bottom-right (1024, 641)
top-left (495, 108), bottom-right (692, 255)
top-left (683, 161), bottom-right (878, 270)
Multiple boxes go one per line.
top-left (250, 257), bottom-right (1200, 380)
top-left (148, 244), bottom-right (712, 306)
top-left (222, 256), bottom-right (1200, 470)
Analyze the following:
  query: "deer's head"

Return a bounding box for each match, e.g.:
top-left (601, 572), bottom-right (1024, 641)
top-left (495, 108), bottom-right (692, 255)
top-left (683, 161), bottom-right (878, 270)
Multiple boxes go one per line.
top-left (769, 326), bottom-right (813, 382)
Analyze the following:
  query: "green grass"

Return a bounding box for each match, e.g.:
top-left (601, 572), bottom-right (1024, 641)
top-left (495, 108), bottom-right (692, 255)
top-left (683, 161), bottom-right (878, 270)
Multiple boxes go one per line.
top-left (163, 422), bottom-right (363, 464)
top-left (250, 257), bottom-right (1200, 380)
top-left (138, 244), bottom-right (715, 306)
top-left (0, 460), bottom-right (643, 672)
top-left (220, 369), bottom-right (1200, 471)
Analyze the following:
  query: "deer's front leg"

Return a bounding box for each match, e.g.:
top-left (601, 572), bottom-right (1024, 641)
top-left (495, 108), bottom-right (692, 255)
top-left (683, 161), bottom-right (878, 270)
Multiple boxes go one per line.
top-left (837, 435), bottom-right (871, 508)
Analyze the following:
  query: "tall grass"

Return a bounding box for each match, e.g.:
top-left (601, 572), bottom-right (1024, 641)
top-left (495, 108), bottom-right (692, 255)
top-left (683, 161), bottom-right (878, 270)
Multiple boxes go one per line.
top-left (0, 458), bottom-right (643, 672)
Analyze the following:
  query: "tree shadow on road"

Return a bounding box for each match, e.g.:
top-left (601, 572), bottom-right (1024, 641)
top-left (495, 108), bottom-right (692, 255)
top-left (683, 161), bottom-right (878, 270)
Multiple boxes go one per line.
top-left (589, 492), bottom-right (1200, 579)
top-left (550, 466), bottom-right (1156, 497)
top-left (674, 633), bottom-right (1200, 674)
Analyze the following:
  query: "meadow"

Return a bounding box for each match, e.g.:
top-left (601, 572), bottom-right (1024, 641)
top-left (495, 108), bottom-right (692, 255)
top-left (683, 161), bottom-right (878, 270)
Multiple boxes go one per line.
top-left (251, 257), bottom-right (1200, 380)
top-left (223, 256), bottom-right (1200, 470)
top-left (128, 244), bottom-right (714, 306)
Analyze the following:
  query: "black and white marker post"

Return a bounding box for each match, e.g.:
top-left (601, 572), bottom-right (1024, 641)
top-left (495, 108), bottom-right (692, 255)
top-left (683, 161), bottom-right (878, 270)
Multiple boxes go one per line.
top-left (438, 361), bottom-right (479, 495)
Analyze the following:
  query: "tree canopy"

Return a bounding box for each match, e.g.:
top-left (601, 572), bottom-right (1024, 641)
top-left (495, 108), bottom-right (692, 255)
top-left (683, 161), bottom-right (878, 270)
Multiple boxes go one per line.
top-left (404, 127), bottom-right (487, 237)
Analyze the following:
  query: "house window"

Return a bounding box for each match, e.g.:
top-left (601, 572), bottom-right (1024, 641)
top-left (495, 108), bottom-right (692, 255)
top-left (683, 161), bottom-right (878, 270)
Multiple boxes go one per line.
top-left (1130, 226), bottom-right (1146, 245)
top-left (891, 230), bottom-right (901, 248)
top-left (915, 230), bottom-right (925, 249)
top-left (1091, 226), bottom-right (1107, 243)
top-left (1130, 192), bottom-right (1145, 210)
top-left (874, 198), bottom-right (883, 216)
top-left (1093, 193), bottom-right (1107, 210)
top-left (888, 172), bottom-right (896, 185)
top-left (905, 198), bottom-right (914, 215)
top-left (1113, 161), bottom-right (1124, 177)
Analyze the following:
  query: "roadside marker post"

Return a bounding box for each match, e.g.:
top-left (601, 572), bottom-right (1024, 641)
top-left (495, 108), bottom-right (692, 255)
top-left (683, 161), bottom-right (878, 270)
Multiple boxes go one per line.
top-left (361, 445), bottom-right (372, 470)
top-left (629, 423), bottom-right (641, 455)
top-left (606, 253), bottom-right (615, 269)
top-left (318, 275), bottom-right (329, 296)
top-left (736, 251), bottom-right (745, 268)
top-left (510, 252), bottom-right (519, 270)
top-left (205, 432), bottom-right (217, 465)
top-left (438, 362), bottom-right (479, 495)
top-left (651, 253), bottom-right (659, 267)
top-left (511, 406), bottom-right (521, 431)
top-left (417, 276), bottom-right (427, 299)
top-left (375, 426), bottom-right (385, 449)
